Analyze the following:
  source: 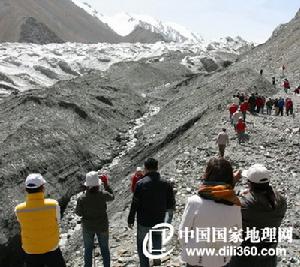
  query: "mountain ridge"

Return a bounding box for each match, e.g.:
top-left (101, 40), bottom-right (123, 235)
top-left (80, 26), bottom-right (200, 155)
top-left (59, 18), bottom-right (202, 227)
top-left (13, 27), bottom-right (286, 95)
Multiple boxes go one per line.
top-left (0, 0), bottom-right (121, 43)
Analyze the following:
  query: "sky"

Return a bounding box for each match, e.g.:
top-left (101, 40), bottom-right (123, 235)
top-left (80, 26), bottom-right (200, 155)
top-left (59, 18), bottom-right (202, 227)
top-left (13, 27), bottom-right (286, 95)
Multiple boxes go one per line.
top-left (85, 0), bottom-right (299, 43)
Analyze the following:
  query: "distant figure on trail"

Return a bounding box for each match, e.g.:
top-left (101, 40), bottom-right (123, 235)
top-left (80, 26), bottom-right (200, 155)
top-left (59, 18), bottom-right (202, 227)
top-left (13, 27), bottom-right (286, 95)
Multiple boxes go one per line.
top-left (232, 94), bottom-right (240, 105)
top-left (273, 98), bottom-right (279, 115)
top-left (240, 101), bottom-right (249, 121)
top-left (235, 117), bottom-right (246, 144)
top-left (76, 171), bottom-right (114, 267)
top-left (261, 96), bottom-right (266, 114)
top-left (272, 76), bottom-right (276, 86)
top-left (260, 69), bottom-right (263, 75)
top-left (238, 92), bottom-right (245, 104)
top-left (248, 93), bottom-right (256, 114)
top-left (266, 98), bottom-right (273, 115)
top-left (285, 98), bottom-right (294, 116)
top-left (294, 85), bottom-right (300, 94)
top-left (228, 103), bottom-right (238, 124)
top-left (216, 128), bottom-right (230, 157)
top-left (229, 164), bottom-right (287, 267)
top-left (179, 157), bottom-right (242, 267)
top-left (15, 174), bottom-right (66, 267)
top-left (256, 95), bottom-right (264, 114)
top-left (277, 97), bottom-right (285, 116)
top-left (283, 78), bottom-right (290, 93)
top-left (282, 64), bottom-right (286, 77)
top-left (130, 167), bottom-right (144, 193)
top-left (128, 158), bottom-right (176, 267)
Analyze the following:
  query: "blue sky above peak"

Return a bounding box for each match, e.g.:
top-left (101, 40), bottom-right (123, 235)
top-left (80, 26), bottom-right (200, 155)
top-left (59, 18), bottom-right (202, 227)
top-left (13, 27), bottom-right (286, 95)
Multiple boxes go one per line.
top-left (85, 0), bottom-right (299, 43)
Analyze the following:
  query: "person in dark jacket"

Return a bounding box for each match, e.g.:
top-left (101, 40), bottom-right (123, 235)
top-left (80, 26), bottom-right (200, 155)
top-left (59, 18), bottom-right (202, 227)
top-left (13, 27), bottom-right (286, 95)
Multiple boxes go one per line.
top-left (76, 171), bottom-right (114, 267)
top-left (128, 158), bottom-right (176, 267)
top-left (273, 98), bottom-right (279, 115)
top-left (272, 77), bottom-right (276, 86)
top-left (248, 93), bottom-right (256, 114)
top-left (239, 93), bottom-right (245, 105)
top-left (266, 98), bottom-right (273, 115)
top-left (277, 98), bottom-right (285, 116)
top-left (229, 164), bottom-right (287, 267)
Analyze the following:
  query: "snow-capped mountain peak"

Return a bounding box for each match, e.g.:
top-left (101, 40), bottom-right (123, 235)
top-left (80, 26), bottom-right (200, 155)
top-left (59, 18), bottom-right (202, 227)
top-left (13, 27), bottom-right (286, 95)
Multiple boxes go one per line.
top-left (102, 12), bottom-right (205, 43)
top-left (70, 0), bottom-right (204, 44)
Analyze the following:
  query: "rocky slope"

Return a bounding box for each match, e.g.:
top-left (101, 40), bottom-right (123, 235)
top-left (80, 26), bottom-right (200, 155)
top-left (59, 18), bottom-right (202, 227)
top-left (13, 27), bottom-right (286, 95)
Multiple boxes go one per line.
top-left (55, 52), bottom-right (300, 267)
top-left (123, 26), bottom-right (167, 44)
top-left (240, 8), bottom-right (300, 86)
top-left (0, 73), bottom-right (145, 266)
top-left (0, 0), bottom-right (120, 44)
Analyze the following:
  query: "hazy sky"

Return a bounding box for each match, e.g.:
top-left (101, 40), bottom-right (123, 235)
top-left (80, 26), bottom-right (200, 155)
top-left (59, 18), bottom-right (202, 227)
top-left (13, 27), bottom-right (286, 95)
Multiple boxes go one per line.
top-left (86, 0), bottom-right (299, 43)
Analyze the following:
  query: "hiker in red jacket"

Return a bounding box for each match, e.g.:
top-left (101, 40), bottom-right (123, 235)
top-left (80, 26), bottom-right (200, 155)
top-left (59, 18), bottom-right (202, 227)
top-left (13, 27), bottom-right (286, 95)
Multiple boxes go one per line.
top-left (285, 98), bottom-right (294, 116)
top-left (130, 167), bottom-right (144, 193)
top-left (228, 103), bottom-right (238, 124)
top-left (236, 117), bottom-right (246, 144)
top-left (283, 79), bottom-right (290, 93)
top-left (256, 96), bottom-right (264, 113)
top-left (240, 101), bottom-right (249, 121)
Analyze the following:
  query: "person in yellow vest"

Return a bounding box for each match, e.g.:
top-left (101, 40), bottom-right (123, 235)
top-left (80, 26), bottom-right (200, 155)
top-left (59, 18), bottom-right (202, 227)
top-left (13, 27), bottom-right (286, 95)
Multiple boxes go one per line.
top-left (15, 173), bottom-right (66, 267)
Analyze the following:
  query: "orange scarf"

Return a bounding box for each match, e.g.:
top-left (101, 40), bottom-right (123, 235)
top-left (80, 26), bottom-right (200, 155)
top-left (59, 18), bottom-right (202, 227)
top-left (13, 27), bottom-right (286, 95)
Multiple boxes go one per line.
top-left (199, 184), bottom-right (241, 206)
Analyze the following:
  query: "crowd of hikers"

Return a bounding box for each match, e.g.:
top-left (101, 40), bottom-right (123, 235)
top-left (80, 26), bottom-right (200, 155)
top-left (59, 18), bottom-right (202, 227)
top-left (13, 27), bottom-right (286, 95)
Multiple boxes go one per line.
top-left (14, 76), bottom-right (297, 267)
top-left (15, 157), bottom-right (287, 267)
top-left (224, 78), bottom-right (298, 146)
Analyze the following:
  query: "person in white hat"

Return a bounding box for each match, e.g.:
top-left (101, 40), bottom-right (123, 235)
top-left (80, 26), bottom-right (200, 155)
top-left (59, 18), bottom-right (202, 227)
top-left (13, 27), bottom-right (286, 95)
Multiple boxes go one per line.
top-left (15, 174), bottom-right (66, 267)
top-left (76, 171), bottom-right (114, 267)
top-left (229, 164), bottom-right (287, 267)
top-left (232, 109), bottom-right (243, 128)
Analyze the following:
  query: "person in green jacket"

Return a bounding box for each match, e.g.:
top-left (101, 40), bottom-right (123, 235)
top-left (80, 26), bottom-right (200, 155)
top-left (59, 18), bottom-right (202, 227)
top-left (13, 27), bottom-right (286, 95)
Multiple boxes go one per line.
top-left (76, 171), bottom-right (114, 267)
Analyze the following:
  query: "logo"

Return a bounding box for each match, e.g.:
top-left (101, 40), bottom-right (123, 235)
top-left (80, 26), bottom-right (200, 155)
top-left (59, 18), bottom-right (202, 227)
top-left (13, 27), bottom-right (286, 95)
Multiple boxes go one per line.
top-left (143, 223), bottom-right (174, 259)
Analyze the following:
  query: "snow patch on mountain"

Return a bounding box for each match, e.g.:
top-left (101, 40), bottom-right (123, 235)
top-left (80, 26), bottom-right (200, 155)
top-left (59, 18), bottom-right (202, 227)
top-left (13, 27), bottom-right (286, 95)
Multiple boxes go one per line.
top-left (71, 0), bottom-right (103, 18)
top-left (207, 36), bottom-right (254, 53)
top-left (101, 13), bottom-right (142, 37)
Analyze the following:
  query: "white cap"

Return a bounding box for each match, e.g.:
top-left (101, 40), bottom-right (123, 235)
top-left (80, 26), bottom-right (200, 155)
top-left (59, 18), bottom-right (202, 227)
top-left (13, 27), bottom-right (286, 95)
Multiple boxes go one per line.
top-left (136, 167), bottom-right (143, 172)
top-left (242, 164), bottom-right (271, 184)
top-left (239, 116), bottom-right (243, 120)
top-left (85, 171), bottom-right (101, 187)
top-left (25, 173), bottom-right (46, 189)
